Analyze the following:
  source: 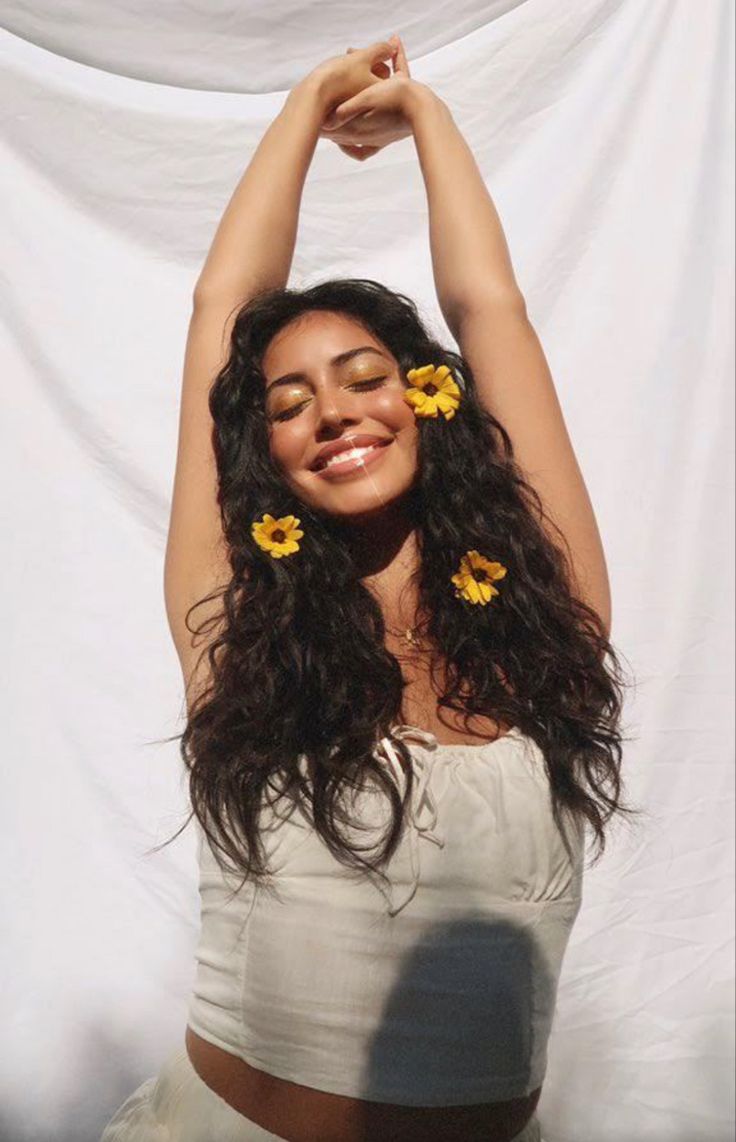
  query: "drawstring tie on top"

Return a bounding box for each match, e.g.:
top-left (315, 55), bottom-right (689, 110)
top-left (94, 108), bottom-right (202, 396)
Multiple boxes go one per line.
top-left (373, 724), bottom-right (447, 917)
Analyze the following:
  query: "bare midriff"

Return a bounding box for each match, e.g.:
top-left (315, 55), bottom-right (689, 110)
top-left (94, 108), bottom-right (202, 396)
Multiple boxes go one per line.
top-left (185, 1026), bottom-right (541, 1142)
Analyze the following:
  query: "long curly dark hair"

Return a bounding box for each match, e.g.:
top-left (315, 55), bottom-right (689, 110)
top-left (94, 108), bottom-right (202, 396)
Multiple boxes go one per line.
top-left (151, 277), bottom-right (639, 899)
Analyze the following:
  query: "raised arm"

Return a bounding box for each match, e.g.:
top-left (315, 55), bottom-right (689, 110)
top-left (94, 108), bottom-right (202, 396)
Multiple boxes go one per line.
top-left (193, 39), bottom-right (396, 304)
top-left (405, 83), bottom-right (612, 638)
top-left (164, 46), bottom-right (395, 701)
top-left (318, 48), bottom-right (610, 638)
top-left (164, 88), bottom-right (323, 697)
top-left (192, 95), bottom-right (323, 307)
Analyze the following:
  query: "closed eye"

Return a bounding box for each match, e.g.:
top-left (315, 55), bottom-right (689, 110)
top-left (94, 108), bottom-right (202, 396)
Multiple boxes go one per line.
top-left (350, 377), bottom-right (388, 393)
top-left (272, 377), bottom-right (388, 422)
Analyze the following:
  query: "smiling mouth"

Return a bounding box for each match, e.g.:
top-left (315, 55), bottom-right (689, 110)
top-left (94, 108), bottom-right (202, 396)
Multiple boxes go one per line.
top-left (313, 439), bottom-right (393, 475)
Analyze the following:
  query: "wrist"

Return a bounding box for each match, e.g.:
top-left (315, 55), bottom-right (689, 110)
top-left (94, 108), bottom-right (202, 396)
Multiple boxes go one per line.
top-left (403, 81), bottom-right (447, 126)
top-left (286, 74), bottom-right (329, 118)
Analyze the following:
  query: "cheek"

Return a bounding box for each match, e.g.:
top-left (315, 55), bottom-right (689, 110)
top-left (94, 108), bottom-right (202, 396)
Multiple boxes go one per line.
top-left (373, 386), bottom-right (416, 429)
top-left (267, 423), bottom-right (308, 474)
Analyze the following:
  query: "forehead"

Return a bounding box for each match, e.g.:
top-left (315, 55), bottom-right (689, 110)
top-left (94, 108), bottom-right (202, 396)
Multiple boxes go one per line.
top-left (262, 311), bottom-right (387, 373)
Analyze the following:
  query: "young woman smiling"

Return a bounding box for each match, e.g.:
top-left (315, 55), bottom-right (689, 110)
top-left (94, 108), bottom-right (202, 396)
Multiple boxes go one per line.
top-left (101, 34), bottom-right (634, 1142)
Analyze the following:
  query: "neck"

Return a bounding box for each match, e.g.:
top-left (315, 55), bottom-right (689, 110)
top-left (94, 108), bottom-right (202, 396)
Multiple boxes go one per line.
top-left (339, 501), bottom-right (423, 631)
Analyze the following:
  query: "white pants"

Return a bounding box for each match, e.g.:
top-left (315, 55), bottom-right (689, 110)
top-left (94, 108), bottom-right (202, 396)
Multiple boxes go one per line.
top-left (100, 1046), bottom-right (545, 1142)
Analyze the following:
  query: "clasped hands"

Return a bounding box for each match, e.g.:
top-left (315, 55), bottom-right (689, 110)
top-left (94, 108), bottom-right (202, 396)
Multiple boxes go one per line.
top-left (304, 34), bottom-right (426, 161)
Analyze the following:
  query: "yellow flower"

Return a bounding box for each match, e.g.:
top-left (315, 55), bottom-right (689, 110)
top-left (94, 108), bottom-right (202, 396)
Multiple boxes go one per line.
top-left (451, 549), bottom-right (507, 605)
top-left (251, 512), bottom-right (304, 559)
top-left (404, 364), bottom-right (462, 420)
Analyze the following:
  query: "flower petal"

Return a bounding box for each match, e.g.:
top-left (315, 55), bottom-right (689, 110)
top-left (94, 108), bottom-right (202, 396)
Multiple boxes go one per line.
top-left (465, 578), bottom-right (482, 603)
top-left (477, 580), bottom-right (492, 603)
top-left (408, 365), bottom-right (435, 381)
top-left (435, 392), bottom-right (459, 414)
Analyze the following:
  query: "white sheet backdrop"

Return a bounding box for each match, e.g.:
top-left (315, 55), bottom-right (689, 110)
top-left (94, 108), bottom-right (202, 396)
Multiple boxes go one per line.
top-left (1, 2), bottom-right (734, 1139)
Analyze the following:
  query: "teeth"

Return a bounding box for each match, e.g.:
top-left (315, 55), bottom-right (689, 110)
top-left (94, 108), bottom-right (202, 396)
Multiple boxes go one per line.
top-left (320, 443), bottom-right (382, 470)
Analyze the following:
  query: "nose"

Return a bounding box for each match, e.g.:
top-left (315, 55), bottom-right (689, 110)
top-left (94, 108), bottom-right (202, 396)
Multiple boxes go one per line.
top-left (313, 387), bottom-right (362, 434)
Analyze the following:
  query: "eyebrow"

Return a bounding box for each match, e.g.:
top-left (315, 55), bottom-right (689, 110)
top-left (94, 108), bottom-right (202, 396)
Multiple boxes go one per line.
top-left (264, 347), bottom-right (390, 395)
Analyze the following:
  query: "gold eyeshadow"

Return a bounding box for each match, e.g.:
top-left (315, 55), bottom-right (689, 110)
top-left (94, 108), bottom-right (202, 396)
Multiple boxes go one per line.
top-left (267, 374), bottom-right (389, 420)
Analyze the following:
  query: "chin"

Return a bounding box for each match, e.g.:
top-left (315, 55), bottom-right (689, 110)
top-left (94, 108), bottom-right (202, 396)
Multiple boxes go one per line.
top-left (292, 476), bottom-right (412, 520)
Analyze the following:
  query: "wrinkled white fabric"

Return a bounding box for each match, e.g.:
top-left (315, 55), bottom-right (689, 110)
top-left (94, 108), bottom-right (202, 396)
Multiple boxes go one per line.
top-left (187, 726), bottom-right (585, 1106)
top-left (99, 1048), bottom-right (286, 1141)
top-left (2, 2), bottom-right (733, 1138)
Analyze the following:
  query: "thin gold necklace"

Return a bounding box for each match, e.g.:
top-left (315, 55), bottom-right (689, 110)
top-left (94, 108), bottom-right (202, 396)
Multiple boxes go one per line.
top-left (387, 621), bottom-right (424, 649)
top-left (401, 624), bottom-right (420, 647)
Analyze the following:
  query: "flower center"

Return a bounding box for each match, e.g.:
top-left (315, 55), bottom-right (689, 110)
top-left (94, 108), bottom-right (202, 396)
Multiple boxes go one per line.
top-left (272, 529), bottom-right (286, 543)
top-left (425, 383), bottom-right (437, 395)
top-left (472, 569), bottom-right (488, 582)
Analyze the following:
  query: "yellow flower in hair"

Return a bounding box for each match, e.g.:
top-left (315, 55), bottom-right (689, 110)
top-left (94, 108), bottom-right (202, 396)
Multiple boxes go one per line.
top-left (251, 512), bottom-right (304, 559)
top-left (404, 364), bottom-right (462, 420)
top-left (451, 549), bottom-right (507, 605)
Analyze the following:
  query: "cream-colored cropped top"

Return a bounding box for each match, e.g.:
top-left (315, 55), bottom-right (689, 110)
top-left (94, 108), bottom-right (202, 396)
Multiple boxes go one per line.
top-left (187, 723), bottom-right (585, 1106)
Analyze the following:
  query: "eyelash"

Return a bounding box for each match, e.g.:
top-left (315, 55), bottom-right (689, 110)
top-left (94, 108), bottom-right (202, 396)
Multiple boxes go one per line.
top-left (272, 377), bottom-right (388, 422)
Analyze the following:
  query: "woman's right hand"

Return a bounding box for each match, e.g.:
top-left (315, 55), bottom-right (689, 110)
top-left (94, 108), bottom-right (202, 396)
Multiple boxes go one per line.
top-left (302, 38), bottom-right (397, 118)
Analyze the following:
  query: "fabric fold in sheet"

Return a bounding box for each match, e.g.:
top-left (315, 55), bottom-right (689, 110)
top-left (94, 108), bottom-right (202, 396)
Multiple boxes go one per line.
top-left (1, 2), bottom-right (732, 1139)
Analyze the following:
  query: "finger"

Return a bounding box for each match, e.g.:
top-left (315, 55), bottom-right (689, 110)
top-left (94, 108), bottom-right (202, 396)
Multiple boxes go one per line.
top-left (323, 89), bottom-right (369, 128)
top-left (364, 40), bottom-right (396, 65)
top-left (392, 35), bottom-right (411, 76)
top-left (387, 33), bottom-right (408, 74)
top-left (338, 143), bottom-right (381, 161)
top-left (337, 143), bottom-right (362, 160)
top-left (346, 42), bottom-right (391, 82)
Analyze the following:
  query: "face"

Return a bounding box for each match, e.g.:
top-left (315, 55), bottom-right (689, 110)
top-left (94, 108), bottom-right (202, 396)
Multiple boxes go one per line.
top-left (261, 311), bottom-right (420, 521)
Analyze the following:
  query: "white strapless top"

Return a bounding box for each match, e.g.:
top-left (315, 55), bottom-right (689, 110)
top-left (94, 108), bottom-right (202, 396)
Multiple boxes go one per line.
top-left (186, 724), bottom-right (585, 1106)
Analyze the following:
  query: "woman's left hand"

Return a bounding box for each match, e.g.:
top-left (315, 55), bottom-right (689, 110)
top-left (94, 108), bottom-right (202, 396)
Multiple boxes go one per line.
top-left (319, 35), bottom-right (423, 161)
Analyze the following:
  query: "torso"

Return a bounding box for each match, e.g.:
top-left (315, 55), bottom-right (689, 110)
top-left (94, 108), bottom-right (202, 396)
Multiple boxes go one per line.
top-left (181, 631), bottom-right (537, 1141)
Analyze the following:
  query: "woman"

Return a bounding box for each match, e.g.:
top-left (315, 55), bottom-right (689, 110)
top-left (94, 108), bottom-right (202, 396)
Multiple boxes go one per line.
top-left (101, 35), bottom-right (634, 1142)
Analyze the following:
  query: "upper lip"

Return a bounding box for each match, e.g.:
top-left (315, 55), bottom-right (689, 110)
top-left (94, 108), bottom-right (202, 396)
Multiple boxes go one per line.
top-left (310, 434), bottom-right (393, 471)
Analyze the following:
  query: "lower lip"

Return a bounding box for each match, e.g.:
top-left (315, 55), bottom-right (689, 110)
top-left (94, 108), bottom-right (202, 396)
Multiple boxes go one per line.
top-left (314, 440), bottom-right (393, 478)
